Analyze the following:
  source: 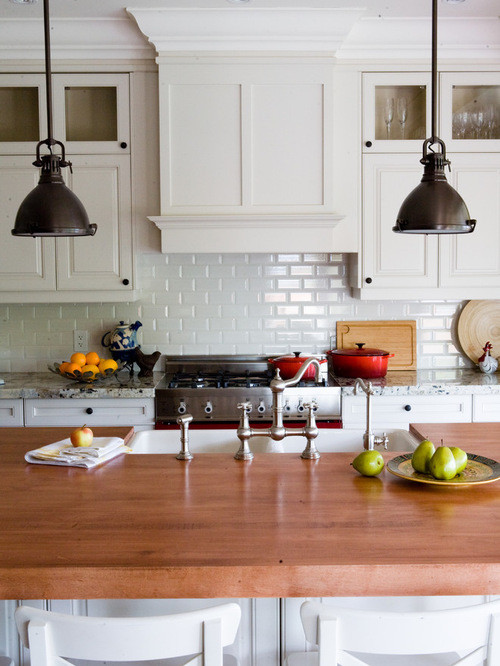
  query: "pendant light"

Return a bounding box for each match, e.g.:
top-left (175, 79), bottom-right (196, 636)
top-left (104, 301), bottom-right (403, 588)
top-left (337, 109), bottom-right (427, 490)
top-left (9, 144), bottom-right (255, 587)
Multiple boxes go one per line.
top-left (11, 0), bottom-right (97, 237)
top-left (393, 0), bottom-right (475, 234)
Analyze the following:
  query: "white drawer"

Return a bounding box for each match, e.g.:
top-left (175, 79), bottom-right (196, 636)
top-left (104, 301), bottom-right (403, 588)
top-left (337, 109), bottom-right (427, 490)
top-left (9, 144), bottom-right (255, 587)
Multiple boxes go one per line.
top-left (342, 394), bottom-right (472, 429)
top-left (0, 399), bottom-right (23, 426)
top-left (24, 398), bottom-right (154, 427)
top-left (472, 394), bottom-right (500, 422)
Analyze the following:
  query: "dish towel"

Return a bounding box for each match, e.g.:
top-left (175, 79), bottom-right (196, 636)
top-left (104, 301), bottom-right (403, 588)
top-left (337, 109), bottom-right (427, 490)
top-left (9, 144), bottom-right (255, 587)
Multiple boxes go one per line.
top-left (25, 437), bottom-right (129, 469)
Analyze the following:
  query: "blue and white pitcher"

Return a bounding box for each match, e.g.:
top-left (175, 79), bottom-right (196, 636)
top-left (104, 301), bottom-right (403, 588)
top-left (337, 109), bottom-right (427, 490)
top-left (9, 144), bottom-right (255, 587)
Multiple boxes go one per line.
top-left (101, 320), bottom-right (142, 364)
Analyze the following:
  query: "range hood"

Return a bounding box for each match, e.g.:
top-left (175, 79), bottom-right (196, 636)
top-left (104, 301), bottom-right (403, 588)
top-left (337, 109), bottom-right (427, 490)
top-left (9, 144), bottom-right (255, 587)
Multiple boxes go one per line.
top-left (127, 7), bottom-right (360, 253)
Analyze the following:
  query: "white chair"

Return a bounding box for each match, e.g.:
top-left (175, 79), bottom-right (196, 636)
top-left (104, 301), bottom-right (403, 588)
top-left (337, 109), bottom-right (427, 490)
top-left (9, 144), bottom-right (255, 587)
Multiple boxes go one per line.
top-left (15, 602), bottom-right (241, 666)
top-left (286, 599), bottom-right (500, 666)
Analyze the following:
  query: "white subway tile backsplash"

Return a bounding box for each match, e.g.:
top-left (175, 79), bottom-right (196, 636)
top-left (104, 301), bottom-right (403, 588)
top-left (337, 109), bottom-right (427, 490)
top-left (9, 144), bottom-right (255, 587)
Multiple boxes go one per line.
top-left (0, 252), bottom-right (467, 369)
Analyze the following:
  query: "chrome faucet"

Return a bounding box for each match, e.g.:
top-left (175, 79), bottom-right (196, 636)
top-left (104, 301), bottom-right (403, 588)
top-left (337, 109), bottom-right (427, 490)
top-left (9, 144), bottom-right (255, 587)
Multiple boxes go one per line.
top-left (176, 413), bottom-right (193, 460)
top-left (354, 378), bottom-right (388, 451)
top-left (235, 357), bottom-right (322, 461)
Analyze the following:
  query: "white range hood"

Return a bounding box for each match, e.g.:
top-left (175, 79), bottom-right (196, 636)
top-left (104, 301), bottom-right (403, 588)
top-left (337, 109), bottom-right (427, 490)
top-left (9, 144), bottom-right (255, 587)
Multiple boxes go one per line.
top-left (127, 7), bottom-right (361, 253)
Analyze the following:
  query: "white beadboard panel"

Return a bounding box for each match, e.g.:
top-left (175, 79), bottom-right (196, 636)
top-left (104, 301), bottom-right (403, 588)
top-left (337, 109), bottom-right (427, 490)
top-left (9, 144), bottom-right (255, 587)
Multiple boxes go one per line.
top-left (1, 253), bottom-right (468, 371)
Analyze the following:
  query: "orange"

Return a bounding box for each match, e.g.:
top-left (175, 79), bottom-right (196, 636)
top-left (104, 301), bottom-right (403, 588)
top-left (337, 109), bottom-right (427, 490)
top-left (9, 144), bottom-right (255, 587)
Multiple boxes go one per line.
top-left (58, 362), bottom-right (70, 375)
top-left (80, 364), bottom-right (100, 379)
top-left (86, 351), bottom-right (100, 366)
top-left (99, 358), bottom-right (118, 375)
top-left (70, 352), bottom-right (86, 367)
top-left (65, 363), bottom-right (82, 377)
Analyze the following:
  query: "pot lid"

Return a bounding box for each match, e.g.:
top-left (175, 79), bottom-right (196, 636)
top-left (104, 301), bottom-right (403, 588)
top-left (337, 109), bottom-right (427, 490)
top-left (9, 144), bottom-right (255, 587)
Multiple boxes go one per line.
top-left (329, 343), bottom-right (391, 357)
top-left (269, 351), bottom-right (326, 363)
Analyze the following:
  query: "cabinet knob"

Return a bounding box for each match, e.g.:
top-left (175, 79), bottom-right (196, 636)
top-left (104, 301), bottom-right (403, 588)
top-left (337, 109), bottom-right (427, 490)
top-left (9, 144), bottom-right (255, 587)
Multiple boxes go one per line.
top-left (120, 142), bottom-right (128, 149)
top-left (365, 140), bottom-right (373, 148)
top-left (122, 279), bottom-right (130, 286)
top-left (86, 407), bottom-right (94, 415)
top-left (404, 404), bottom-right (412, 412)
top-left (365, 277), bottom-right (373, 284)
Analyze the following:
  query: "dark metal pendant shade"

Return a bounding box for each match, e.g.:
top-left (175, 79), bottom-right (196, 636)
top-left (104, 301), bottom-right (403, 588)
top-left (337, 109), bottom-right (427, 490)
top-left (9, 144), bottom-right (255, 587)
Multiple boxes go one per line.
top-left (13, 153), bottom-right (96, 237)
top-left (11, 0), bottom-right (96, 238)
top-left (393, 141), bottom-right (476, 234)
top-left (394, 0), bottom-right (475, 235)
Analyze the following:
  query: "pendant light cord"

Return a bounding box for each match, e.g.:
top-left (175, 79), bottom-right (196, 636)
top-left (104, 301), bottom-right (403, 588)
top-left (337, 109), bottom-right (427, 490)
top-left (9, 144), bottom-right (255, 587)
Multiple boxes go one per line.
top-left (431, 0), bottom-right (437, 143)
top-left (43, 0), bottom-right (54, 148)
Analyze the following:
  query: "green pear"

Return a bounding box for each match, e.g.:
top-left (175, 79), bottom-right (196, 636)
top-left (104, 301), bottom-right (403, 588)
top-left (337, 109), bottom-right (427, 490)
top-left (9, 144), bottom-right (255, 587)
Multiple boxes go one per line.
top-left (428, 446), bottom-right (457, 481)
top-left (411, 439), bottom-right (435, 473)
top-left (450, 446), bottom-right (468, 474)
top-left (352, 450), bottom-right (384, 477)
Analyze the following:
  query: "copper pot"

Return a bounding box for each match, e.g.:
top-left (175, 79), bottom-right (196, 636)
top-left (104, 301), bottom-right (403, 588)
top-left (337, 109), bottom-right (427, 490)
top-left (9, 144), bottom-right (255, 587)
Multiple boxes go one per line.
top-left (327, 343), bottom-right (394, 378)
top-left (268, 352), bottom-right (327, 380)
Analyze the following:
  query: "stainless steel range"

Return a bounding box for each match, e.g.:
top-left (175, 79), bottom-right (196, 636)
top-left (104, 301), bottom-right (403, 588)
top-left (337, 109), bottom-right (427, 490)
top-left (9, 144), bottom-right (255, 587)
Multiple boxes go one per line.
top-left (155, 355), bottom-right (341, 426)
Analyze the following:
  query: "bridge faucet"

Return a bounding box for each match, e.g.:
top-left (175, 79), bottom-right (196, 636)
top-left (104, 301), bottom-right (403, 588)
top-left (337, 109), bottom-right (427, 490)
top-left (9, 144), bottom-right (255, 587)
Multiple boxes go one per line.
top-left (235, 357), bottom-right (322, 461)
top-left (354, 378), bottom-right (388, 451)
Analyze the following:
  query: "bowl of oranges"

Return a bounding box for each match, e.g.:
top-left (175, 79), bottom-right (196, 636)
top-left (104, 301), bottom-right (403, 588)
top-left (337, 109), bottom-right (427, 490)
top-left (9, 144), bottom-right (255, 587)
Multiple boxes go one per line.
top-left (49, 352), bottom-right (119, 383)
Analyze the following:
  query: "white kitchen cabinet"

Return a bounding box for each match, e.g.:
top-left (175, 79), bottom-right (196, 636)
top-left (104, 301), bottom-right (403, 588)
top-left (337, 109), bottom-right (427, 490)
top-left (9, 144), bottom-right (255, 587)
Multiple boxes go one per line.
top-left (24, 398), bottom-right (154, 428)
top-left (0, 73), bottom-right (136, 303)
top-left (342, 393), bottom-right (473, 431)
top-left (0, 399), bottom-right (23, 427)
top-left (354, 70), bottom-right (500, 300)
top-left (472, 394), bottom-right (500, 422)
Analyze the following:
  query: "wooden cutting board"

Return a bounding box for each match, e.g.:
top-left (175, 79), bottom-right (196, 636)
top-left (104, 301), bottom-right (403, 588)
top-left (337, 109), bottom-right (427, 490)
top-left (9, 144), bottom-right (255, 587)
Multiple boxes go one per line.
top-left (335, 320), bottom-right (417, 371)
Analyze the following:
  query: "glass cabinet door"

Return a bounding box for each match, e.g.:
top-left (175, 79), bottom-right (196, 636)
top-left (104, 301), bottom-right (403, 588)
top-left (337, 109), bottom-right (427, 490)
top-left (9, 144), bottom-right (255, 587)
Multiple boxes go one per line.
top-left (52, 73), bottom-right (130, 154)
top-left (0, 74), bottom-right (47, 154)
top-left (440, 72), bottom-right (500, 152)
top-left (363, 72), bottom-right (431, 152)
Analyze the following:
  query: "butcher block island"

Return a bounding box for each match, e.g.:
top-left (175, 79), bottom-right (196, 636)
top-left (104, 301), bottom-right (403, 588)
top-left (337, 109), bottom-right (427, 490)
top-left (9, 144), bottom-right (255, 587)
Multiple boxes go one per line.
top-left (0, 424), bottom-right (499, 599)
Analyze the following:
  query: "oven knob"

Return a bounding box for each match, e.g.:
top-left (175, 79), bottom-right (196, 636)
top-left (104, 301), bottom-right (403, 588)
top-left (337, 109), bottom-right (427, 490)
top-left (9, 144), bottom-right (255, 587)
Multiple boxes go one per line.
top-left (297, 400), bottom-right (305, 413)
top-left (284, 400), bottom-right (291, 412)
top-left (257, 400), bottom-right (266, 414)
top-left (204, 400), bottom-right (213, 415)
top-left (178, 401), bottom-right (187, 415)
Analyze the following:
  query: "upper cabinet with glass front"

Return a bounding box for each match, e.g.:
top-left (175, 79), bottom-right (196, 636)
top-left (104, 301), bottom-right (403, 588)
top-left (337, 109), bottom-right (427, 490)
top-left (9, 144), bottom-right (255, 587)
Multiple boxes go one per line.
top-left (0, 73), bottom-right (129, 155)
top-left (362, 72), bottom-right (431, 153)
top-left (440, 72), bottom-right (500, 152)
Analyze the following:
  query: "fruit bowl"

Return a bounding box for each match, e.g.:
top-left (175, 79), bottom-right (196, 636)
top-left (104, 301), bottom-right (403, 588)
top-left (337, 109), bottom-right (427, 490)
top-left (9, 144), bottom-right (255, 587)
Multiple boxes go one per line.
top-left (48, 361), bottom-right (119, 383)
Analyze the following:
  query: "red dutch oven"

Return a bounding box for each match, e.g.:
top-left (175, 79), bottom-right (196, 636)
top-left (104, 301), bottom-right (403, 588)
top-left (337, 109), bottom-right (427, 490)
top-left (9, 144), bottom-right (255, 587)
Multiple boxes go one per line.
top-left (327, 343), bottom-right (394, 378)
top-left (268, 352), bottom-right (327, 380)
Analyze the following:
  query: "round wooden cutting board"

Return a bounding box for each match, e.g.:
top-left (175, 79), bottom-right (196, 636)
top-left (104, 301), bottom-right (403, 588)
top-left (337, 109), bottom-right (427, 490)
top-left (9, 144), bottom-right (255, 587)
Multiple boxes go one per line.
top-left (457, 300), bottom-right (500, 363)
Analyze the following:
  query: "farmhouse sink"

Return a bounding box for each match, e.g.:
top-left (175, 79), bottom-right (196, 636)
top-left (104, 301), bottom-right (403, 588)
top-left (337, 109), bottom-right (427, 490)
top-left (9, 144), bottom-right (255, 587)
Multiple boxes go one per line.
top-left (128, 428), bottom-right (419, 454)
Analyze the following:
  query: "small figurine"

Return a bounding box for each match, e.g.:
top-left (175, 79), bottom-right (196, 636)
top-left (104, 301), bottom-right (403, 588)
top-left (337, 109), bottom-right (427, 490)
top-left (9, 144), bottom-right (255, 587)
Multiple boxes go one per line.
top-left (134, 347), bottom-right (161, 378)
top-left (478, 341), bottom-right (498, 374)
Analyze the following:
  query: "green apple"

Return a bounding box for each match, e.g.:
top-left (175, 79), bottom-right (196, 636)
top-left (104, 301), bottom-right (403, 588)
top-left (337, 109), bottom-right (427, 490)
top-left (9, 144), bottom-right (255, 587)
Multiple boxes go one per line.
top-left (411, 439), bottom-right (435, 473)
top-left (428, 446), bottom-right (457, 481)
top-left (450, 446), bottom-right (468, 474)
top-left (351, 450), bottom-right (384, 477)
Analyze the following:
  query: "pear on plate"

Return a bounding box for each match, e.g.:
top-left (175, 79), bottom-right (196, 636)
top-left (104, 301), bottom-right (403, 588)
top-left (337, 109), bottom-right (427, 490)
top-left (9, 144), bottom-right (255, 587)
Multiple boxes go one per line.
top-left (411, 439), bottom-right (435, 474)
top-left (450, 446), bottom-right (468, 474)
top-left (428, 446), bottom-right (457, 481)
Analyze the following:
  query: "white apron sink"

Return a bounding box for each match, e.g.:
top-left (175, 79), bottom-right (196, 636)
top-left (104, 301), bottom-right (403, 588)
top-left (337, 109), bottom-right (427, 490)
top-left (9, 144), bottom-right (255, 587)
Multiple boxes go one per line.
top-left (128, 428), bottom-right (419, 455)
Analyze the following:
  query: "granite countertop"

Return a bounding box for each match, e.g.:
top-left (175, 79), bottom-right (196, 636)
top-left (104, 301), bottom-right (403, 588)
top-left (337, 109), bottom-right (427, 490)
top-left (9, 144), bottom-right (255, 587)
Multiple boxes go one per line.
top-left (1, 367), bottom-right (499, 400)
top-left (333, 367), bottom-right (500, 395)
top-left (0, 370), bottom-right (164, 399)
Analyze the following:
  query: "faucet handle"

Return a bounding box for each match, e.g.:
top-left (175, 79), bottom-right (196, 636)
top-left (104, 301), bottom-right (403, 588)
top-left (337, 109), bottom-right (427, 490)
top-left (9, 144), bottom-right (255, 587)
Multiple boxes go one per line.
top-left (303, 400), bottom-right (317, 411)
top-left (237, 401), bottom-right (252, 413)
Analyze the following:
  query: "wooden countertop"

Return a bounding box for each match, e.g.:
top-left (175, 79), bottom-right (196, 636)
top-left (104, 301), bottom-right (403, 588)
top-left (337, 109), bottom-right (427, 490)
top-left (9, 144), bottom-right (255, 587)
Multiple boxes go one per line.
top-left (1, 425), bottom-right (499, 599)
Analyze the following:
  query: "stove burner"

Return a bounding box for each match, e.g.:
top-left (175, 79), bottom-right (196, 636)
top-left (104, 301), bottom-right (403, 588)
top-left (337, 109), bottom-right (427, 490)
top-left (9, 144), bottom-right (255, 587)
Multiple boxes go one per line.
top-left (167, 368), bottom-right (326, 389)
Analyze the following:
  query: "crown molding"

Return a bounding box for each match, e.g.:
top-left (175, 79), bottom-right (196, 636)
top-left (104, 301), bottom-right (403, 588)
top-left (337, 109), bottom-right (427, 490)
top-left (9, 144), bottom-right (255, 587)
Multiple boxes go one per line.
top-left (339, 16), bottom-right (500, 60)
top-left (127, 7), bottom-right (365, 54)
top-left (0, 17), bottom-right (155, 61)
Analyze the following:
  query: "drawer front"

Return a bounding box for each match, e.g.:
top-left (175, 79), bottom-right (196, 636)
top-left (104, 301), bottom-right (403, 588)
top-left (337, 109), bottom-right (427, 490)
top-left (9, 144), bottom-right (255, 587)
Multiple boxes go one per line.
top-left (0, 399), bottom-right (23, 426)
top-left (24, 398), bottom-right (154, 427)
top-left (342, 394), bottom-right (472, 429)
top-left (472, 394), bottom-right (500, 422)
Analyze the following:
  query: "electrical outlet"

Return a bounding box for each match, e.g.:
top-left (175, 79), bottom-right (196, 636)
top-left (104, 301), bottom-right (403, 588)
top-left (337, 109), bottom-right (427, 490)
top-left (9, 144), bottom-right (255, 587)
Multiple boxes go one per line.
top-left (73, 330), bottom-right (88, 352)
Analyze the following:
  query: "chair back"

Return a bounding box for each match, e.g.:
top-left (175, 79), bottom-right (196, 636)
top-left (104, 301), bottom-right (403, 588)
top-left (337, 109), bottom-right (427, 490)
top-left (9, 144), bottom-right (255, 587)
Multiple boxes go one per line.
top-left (15, 603), bottom-right (241, 666)
top-left (300, 599), bottom-right (500, 665)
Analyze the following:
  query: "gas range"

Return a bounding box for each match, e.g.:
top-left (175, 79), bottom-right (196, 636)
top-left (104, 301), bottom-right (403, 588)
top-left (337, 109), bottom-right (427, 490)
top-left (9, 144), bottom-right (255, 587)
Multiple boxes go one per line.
top-left (155, 355), bottom-right (341, 424)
